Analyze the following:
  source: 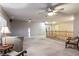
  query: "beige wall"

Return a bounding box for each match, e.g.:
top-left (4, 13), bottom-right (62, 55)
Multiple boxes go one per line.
top-left (10, 20), bottom-right (46, 38)
top-left (53, 21), bottom-right (73, 32)
top-left (10, 19), bottom-right (74, 38)
top-left (74, 14), bottom-right (79, 36)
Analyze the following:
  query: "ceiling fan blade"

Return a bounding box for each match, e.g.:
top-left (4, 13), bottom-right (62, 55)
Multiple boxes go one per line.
top-left (55, 11), bottom-right (70, 16)
top-left (46, 3), bottom-right (66, 12)
top-left (52, 3), bottom-right (65, 9)
top-left (53, 8), bottom-right (64, 13)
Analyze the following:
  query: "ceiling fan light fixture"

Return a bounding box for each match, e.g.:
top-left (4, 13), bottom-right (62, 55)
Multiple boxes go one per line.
top-left (48, 12), bottom-right (53, 16)
top-left (48, 12), bottom-right (56, 16)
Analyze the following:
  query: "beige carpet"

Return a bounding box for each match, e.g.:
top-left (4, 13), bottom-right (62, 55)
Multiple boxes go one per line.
top-left (23, 38), bottom-right (79, 56)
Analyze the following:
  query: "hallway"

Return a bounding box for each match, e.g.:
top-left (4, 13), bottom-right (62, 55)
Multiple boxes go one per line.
top-left (23, 38), bottom-right (79, 56)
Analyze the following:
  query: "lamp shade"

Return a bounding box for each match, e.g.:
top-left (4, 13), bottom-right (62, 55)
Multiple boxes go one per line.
top-left (1, 27), bottom-right (11, 34)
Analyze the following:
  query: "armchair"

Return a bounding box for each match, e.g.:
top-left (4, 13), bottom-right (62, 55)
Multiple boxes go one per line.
top-left (65, 36), bottom-right (79, 50)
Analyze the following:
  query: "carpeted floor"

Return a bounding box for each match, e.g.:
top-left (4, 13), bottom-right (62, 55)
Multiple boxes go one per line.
top-left (23, 38), bottom-right (79, 56)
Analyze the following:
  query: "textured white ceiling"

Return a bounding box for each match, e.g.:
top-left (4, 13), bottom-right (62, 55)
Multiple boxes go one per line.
top-left (55, 3), bottom-right (79, 14)
top-left (0, 3), bottom-right (79, 22)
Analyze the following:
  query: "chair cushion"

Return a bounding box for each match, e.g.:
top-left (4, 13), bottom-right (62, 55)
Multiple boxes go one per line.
top-left (69, 39), bottom-right (78, 44)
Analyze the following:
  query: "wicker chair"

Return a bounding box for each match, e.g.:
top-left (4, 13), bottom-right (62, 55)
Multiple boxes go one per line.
top-left (65, 36), bottom-right (79, 50)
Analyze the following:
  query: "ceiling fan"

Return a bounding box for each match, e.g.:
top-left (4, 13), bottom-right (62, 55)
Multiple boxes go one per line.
top-left (38, 3), bottom-right (65, 16)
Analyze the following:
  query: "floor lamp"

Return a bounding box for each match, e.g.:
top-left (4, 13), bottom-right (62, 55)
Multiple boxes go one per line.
top-left (1, 26), bottom-right (11, 46)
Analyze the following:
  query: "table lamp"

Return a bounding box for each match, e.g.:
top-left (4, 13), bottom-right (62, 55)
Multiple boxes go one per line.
top-left (1, 26), bottom-right (11, 46)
